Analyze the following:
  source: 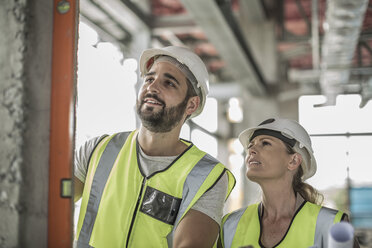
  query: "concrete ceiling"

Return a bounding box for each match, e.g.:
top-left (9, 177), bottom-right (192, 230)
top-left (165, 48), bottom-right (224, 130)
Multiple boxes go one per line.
top-left (79, 0), bottom-right (372, 104)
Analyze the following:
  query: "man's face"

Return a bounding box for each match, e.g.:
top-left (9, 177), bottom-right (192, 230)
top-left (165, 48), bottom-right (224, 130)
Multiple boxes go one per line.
top-left (136, 61), bottom-right (190, 133)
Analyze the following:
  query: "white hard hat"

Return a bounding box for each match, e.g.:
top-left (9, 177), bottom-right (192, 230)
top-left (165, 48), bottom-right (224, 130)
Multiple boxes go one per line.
top-left (139, 46), bottom-right (209, 118)
top-left (238, 118), bottom-right (317, 180)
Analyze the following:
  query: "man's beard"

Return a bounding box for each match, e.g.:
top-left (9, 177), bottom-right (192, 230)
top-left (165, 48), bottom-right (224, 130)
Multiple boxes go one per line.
top-left (136, 93), bottom-right (189, 133)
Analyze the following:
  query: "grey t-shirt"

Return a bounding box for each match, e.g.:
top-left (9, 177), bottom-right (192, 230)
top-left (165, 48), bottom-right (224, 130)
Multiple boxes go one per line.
top-left (74, 135), bottom-right (228, 225)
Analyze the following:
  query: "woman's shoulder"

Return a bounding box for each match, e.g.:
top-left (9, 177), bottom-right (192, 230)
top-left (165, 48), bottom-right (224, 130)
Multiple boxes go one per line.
top-left (303, 201), bottom-right (347, 222)
top-left (223, 203), bottom-right (260, 223)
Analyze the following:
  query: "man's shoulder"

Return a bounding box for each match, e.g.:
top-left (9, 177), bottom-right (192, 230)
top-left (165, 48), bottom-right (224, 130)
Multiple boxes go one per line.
top-left (78, 131), bottom-right (134, 154)
top-left (79, 134), bottom-right (108, 149)
top-left (89, 131), bottom-right (135, 146)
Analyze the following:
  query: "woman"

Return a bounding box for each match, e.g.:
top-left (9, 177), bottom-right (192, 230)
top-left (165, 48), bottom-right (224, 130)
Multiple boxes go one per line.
top-left (219, 118), bottom-right (359, 248)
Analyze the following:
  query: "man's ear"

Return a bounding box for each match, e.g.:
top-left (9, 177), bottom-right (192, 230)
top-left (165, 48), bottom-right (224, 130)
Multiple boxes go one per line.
top-left (288, 153), bottom-right (302, 171)
top-left (185, 96), bottom-right (200, 116)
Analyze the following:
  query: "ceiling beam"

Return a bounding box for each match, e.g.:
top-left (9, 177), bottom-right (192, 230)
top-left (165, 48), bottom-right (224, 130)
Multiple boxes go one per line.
top-left (237, 0), bottom-right (278, 84)
top-left (239, 0), bottom-right (267, 22)
top-left (80, 0), bottom-right (149, 35)
top-left (179, 0), bottom-right (267, 95)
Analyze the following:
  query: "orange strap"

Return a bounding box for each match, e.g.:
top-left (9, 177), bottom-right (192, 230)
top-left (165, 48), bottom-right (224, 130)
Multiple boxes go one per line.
top-left (48, 0), bottom-right (78, 247)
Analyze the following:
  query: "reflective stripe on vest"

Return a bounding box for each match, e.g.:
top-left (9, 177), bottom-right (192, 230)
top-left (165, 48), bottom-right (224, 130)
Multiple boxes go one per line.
top-left (76, 131), bottom-right (235, 247)
top-left (77, 132), bottom-right (130, 247)
top-left (176, 153), bottom-right (221, 226)
top-left (221, 202), bottom-right (344, 248)
top-left (313, 207), bottom-right (343, 248)
top-left (222, 208), bottom-right (246, 248)
top-left (167, 153), bottom-right (225, 246)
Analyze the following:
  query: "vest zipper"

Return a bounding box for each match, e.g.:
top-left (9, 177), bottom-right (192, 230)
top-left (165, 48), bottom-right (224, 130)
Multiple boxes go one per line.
top-left (126, 177), bottom-right (146, 248)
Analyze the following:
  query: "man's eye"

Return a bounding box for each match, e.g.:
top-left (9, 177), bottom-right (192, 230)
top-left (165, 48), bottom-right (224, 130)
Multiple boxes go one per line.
top-left (145, 77), bottom-right (154, 83)
top-left (165, 80), bottom-right (176, 87)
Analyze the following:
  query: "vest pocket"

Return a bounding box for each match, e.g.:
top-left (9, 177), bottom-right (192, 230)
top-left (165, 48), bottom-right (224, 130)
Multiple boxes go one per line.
top-left (140, 186), bottom-right (182, 225)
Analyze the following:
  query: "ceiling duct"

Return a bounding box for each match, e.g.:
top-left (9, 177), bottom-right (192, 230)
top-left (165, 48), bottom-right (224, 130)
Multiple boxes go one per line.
top-left (319, 0), bottom-right (368, 106)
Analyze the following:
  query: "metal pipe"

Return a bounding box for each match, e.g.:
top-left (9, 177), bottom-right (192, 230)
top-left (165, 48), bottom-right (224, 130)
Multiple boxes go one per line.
top-left (319, 0), bottom-right (369, 106)
top-left (312, 0), bottom-right (320, 69)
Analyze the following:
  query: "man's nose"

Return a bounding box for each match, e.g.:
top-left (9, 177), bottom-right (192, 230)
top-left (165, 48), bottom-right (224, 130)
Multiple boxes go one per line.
top-left (146, 78), bottom-right (160, 93)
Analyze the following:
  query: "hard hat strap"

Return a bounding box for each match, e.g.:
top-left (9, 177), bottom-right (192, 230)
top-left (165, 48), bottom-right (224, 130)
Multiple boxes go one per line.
top-left (250, 129), bottom-right (296, 147)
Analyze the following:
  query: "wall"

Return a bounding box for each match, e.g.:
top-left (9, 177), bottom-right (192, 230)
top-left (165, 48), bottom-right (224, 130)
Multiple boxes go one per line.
top-left (0, 0), bottom-right (53, 247)
top-left (0, 0), bottom-right (26, 245)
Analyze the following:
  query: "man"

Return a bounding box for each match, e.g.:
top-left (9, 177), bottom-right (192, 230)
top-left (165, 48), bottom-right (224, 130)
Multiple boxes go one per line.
top-left (74, 46), bottom-right (235, 247)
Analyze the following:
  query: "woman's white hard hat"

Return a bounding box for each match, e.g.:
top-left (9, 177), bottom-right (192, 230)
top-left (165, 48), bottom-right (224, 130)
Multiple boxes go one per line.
top-left (238, 118), bottom-right (317, 180)
top-left (139, 46), bottom-right (209, 118)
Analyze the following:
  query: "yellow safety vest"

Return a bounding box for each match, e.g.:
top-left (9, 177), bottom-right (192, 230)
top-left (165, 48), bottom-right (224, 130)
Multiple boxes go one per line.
top-left (76, 130), bottom-right (236, 247)
top-left (221, 201), bottom-right (344, 248)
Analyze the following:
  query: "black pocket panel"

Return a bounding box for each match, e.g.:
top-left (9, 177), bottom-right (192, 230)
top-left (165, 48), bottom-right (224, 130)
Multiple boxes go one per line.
top-left (140, 186), bottom-right (182, 225)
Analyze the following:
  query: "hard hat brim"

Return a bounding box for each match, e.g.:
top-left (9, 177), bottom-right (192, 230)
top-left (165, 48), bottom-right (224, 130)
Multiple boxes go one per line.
top-left (140, 48), bottom-right (180, 76)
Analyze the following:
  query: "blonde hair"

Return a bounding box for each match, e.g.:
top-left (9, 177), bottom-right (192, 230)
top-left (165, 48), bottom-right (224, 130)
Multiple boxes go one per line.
top-left (285, 143), bottom-right (324, 205)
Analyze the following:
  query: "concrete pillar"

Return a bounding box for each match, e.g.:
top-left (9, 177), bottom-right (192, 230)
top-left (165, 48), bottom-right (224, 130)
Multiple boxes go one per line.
top-left (216, 99), bottom-right (234, 212)
top-left (0, 0), bottom-right (53, 246)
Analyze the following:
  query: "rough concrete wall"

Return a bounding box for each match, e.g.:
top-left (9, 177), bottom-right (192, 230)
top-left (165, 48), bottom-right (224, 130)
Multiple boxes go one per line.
top-left (0, 0), bottom-right (28, 247)
top-left (19, 0), bottom-right (53, 246)
top-left (0, 0), bottom-right (52, 247)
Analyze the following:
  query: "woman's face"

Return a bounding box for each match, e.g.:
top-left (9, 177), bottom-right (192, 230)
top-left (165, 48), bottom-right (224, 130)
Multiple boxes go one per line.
top-left (245, 134), bottom-right (294, 182)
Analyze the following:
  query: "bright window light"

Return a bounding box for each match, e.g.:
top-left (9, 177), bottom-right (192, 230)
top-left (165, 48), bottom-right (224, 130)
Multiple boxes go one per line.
top-left (191, 129), bottom-right (218, 158)
top-left (299, 95), bottom-right (372, 134)
top-left (227, 97), bottom-right (243, 123)
top-left (180, 123), bottom-right (190, 140)
top-left (299, 95), bottom-right (372, 191)
top-left (76, 22), bottom-right (137, 148)
top-left (229, 154), bottom-right (244, 170)
top-left (228, 153), bottom-right (244, 209)
top-left (228, 138), bottom-right (244, 155)
top-left (308, 136), bottom-right (372, 189)
top-left (192, 98), bottom-right (218, 133)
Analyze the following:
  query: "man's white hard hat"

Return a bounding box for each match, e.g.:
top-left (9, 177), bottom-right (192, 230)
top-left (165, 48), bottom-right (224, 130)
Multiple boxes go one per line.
top-left (238, 118), bottom-right (317, 180)
top-left (139, 46), bottom-right (209, 118)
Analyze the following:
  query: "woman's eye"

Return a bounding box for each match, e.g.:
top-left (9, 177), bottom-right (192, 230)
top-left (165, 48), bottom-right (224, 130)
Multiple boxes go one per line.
top-left (262, 141), bottom-right (271, 146)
